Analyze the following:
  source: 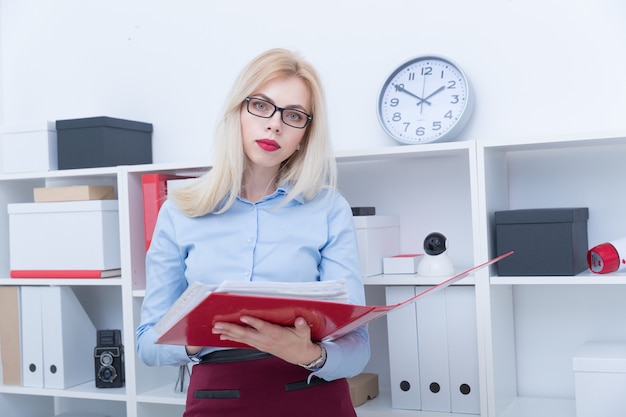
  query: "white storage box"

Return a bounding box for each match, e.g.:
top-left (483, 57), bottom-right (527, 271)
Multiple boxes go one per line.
top-left (573, 341), bottom-right (626, 417)
top-left (353, 215), bottom-right (400, 276)
top-left (8, 200), bottom-right (120, 273)
top-left (383, 254), bottom-right (423, 274)
top-left (1, 121), bottom-right (57, 173)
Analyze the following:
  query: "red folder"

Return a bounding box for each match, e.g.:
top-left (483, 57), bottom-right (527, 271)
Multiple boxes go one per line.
top-left (142, 174), bottom-right (190, 251)
top-left (156, 252), bottom-right (512, 348)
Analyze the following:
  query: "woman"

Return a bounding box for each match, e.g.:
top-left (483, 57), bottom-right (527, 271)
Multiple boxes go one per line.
top-left (136, 48), bottom-right (370, 417)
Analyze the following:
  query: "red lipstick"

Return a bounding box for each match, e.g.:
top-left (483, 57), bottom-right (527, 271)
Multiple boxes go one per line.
top-left (256, 139), bottom-right (280, 152)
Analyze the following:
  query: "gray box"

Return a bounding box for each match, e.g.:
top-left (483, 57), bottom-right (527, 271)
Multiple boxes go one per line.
top-left (495, 208), bottom-right (589, 276)
top-left (56, 116), bottom-right (152, 169)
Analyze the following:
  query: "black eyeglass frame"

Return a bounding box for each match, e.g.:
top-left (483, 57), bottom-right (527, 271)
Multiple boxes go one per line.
top-left (244, 97), bottom-right (313, 129)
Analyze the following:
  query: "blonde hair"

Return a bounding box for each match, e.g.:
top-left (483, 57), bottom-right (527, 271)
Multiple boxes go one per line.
top-left (171, 48), bottom-right (337, 216)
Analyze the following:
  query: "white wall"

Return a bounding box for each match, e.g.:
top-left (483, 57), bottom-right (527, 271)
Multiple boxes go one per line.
top-left (1, 0), bottom-right (625, 164)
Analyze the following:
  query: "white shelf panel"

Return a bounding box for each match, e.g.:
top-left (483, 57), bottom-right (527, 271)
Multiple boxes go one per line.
top-left (136, 384), bottom-right (189, 406)
top-left (336, 141), bottom-right (473, 164)
top-left (481, 131), bottom-right (626, 152)
top-left (364, 274), bottom-right (475, 286)
top-left (498, 397), bottom-right (575, 417)
top-left (0, 166), bottom-right (119, 181)
top-left (0, 277), bottom-right (123, 286)
top-left (0, 380), bottom-right (126, 401)
top-left (491, 270), bottom-right (626, 285)
top-left (124, 161), bottom-right (210, 176)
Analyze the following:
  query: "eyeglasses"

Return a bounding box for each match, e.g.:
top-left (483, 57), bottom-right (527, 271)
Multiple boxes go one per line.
top-left (245, 97), bottom-right (312, 129)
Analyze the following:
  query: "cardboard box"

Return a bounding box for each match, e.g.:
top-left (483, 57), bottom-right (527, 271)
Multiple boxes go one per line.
top-left (8, 200), bottom-right (120, 272)
top-left (495, 208), bottom-right (589, 276)
top-left (573, 342), bottom-right (626, 417)
top-left (1, 121), bottom-right (57, 173)
top-left (348, 373), bottom-right (379, 407)
top-left (353, 215), bottom-right (400, 276)
top-left (56, 116), bottom-right (152, 169)
top-left (34, 185), bottom-right (115, 202)
top-left (383, 254), bottom-right (423, 274)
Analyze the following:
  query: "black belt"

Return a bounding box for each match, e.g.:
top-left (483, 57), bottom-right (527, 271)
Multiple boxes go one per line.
top-left (199, 349), bottom-right (273, 364)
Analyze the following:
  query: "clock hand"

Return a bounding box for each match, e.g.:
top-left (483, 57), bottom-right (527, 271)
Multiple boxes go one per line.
top-left (417, 85), bottom-right (447, 114)
top-left (422, 85), bottom-right (446, 102)
top-left (393, 84), bottom-right (432, 106)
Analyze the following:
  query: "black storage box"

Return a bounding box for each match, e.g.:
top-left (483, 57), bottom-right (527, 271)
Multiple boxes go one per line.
top-left (56, 116), bottom-right (153, 169)
top-left (495, 208), bottom-right (589, 276)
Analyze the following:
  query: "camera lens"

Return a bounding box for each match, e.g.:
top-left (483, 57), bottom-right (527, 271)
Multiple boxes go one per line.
top-left (424, 232), bottom-right (447, 255)
top-left (99, 352), bottom-right (114, 366)
top-left (98, 365), bottom-right (117, 383)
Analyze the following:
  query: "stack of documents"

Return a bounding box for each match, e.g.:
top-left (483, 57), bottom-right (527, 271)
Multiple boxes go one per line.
top-left (154, 279), bottom-right (348, 336)
top-left (214, 279), bottom-right (349, 302)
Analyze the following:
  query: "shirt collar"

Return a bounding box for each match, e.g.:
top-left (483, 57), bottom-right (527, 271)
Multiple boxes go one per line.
top-left (236, 182), bottom-right (305, 205)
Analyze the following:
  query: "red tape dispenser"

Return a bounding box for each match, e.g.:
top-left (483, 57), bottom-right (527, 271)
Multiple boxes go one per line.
top-left (587, 238), bottom-right (626, 274)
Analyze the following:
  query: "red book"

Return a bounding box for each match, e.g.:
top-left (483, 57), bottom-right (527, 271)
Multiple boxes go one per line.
top-left (10, 269), bottom-right (121, 279)
top-left (142, 174), bottom-right (190, 251)
top-left (155, 252), bottom-right (513, 347)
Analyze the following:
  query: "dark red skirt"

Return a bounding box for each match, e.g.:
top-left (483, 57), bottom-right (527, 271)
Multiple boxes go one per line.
top-left (183, 356), bottom-right (356, 417)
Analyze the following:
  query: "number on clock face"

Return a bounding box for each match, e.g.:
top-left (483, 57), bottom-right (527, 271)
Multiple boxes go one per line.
top-left (378, 57), bottom-right (471, 144)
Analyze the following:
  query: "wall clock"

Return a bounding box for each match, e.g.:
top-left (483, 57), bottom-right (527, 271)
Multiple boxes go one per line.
top-left (377, 55), bottom-right (474, 144)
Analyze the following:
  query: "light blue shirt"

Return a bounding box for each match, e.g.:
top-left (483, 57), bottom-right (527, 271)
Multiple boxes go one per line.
top-left (136, 184), bottom-right (370, 381)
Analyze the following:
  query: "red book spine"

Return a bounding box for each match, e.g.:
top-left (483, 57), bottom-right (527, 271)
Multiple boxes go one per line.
top-left (141, 174), bottom-right (179, 251)
top-left (10, 269), bottom-right (120, 279)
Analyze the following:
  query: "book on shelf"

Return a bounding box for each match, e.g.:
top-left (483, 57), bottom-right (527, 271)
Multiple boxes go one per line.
top-left (155, 252), bottom-right (513, 348)
top-left (10, 268), bottom-right (122, 279)
top-left (0, 286), bottom-right (22, 385)
top-left (142, 173), bottom-right (193, 252)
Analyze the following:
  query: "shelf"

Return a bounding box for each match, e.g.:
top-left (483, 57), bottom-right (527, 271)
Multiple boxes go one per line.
top-left (364, 274), bottom-right (475, 286)
top-left (0, 381), bottom-right (126, 401)
top-left (498, 397), bottom-right (575, 417)
top-left (124, 161), bottom-right (209, 176)
top-left (0, 277), bottom-right (123, 286)
top-left (3, 135), bottom-right (624, 417)
top-left (0, 166), bottom-right (119, 181)
top-left (491, 271), bottom-right (626, 285)
top-left (136, 384), bottom-right (186, 406)
top-left (481, 131), bottom-right (626, 152)
top-left (336, 141), bottom-right (473, 164)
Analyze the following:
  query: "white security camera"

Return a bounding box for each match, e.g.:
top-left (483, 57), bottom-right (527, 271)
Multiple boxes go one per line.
top-left (417, 231), bottom-right (455, 276)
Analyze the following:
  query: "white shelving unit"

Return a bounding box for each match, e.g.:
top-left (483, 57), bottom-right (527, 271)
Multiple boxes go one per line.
top-left (1, 133), bottom-right (625, 417)
top-left (477, 133), bottom-right (626, 417)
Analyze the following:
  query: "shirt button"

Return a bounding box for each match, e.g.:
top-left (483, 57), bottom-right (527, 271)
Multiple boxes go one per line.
top-left (244, 269), bottom-right (251, 277)
top-left (247, 238), bottom-right (253, 244)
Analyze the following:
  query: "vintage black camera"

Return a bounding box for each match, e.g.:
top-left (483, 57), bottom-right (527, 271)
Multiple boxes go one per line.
top-left (94, 329), bottom-right (125, 388)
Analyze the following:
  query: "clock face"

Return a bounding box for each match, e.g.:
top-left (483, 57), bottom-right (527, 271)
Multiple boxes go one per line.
top-left (377, 56), bottom-right (473, 144)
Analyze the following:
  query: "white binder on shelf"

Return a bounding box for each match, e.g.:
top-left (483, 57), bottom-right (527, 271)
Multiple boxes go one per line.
top-left (20, 286), bottom-right (44, 388)
top-left (446, 285), bottom-right (480, 414)
top-left (385, 286), bottom-right (421, 410)
top-left (42, 286), bottom-right (97, 389)
top-left (416, 287), bottom-right (451, 412)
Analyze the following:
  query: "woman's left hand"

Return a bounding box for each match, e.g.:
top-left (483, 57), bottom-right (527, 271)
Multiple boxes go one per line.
top-left (212, 316), bottom-right (323, 366)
